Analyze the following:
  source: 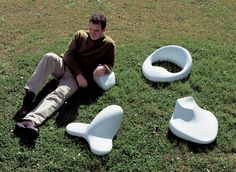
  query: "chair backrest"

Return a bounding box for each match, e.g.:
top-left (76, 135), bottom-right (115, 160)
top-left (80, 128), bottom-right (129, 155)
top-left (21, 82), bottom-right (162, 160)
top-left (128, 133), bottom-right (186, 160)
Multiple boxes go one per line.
top-left (150, 45), bottom-right (192, 69)
top-left (172, 96), bottom-right (195, 122)
top-left (93, 72), bottom-right (116, 90)
top-left (88, 105), bottom-right (123, 139)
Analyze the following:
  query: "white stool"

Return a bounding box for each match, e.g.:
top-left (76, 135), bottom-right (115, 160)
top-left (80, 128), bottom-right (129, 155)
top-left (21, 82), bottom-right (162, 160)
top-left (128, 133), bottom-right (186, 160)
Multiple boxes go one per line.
top-left (93, 72), bottom-right (116, 91)
top-left (169, 96), bottom-right (218, 144)
top-left (66, 105), bottom-right (123, 155)
top-left (142, 45), bottom-right (192, 82)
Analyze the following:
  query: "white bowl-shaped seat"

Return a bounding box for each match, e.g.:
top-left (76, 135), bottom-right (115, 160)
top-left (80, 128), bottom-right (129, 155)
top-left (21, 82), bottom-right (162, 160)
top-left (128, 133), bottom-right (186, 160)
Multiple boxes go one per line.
top-left (93, 72), bottom-right (116, 90)
top-left (66, 105), bottom-right (123, 155)
top-left (142, 45), bottom-right (192, 82)
top-left (169, 97), bottom-right (218, 144)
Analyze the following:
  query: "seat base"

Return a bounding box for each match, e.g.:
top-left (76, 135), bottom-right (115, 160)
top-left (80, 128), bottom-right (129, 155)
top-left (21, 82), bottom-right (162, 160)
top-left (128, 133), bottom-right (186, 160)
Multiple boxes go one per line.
top-left (169, 97), bottom-right (218, 144)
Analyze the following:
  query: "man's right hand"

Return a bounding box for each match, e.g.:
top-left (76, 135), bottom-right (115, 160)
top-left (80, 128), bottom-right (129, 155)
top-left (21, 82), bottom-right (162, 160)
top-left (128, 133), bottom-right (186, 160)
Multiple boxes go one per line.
top-left (76, 74), bottom-right (88, 88)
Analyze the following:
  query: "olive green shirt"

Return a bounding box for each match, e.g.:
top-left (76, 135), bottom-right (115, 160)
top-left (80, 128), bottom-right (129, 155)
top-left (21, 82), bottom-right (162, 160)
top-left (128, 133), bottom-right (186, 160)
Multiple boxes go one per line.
top-left (63, 30), bottom-right (115, 76)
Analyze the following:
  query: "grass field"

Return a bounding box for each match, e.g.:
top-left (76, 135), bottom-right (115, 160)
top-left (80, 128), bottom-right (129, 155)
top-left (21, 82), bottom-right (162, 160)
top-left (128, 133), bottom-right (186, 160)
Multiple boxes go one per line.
top-left (0, 0), bottom-right (236, 171)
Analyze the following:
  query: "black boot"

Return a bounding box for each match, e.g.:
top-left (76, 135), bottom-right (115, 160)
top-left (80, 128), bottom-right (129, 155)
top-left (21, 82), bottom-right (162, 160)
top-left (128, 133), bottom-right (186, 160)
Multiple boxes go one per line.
top-left (14, 90), bottom-right (35, 120)
top-left (14, 120), bottom-right (39, 140)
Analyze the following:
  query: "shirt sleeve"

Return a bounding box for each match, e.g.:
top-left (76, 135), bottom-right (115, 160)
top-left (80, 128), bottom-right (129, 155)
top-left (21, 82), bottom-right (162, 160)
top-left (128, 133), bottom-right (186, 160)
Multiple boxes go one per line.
top-left (103, 41), bottom-right (116, 74)
top-left (63, 31), bottom-right (82, 76)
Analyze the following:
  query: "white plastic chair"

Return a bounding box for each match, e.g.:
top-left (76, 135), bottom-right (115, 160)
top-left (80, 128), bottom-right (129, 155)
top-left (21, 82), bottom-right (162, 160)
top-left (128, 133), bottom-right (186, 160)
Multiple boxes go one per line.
top-left (169, 96), bottom-right (218, 144)
top-left (142, 45), bottom-right (192, 82)
top-left (66, 105), bottom-right (123, 155)
top-left (93, 72), bottom-right (116, 91)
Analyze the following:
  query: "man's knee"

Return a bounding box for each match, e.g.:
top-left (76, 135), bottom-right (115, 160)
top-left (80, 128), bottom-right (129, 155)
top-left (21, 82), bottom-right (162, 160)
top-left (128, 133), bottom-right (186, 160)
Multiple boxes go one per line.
top-left (41, 53), bottom-right (64, 72)
top-left (43, 53), bottom-right (60, 62)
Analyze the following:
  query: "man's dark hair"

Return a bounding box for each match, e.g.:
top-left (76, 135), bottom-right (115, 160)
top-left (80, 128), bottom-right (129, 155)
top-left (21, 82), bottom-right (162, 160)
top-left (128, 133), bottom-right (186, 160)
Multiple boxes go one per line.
top-left (89, 14), bottom-right (107, 30)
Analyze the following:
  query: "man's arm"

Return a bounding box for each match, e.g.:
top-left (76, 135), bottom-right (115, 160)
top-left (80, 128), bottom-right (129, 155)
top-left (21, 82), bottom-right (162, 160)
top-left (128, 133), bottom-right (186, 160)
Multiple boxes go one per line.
top-left (102, 41), bottom-right (116, 73)
top-left (63, 32), bottom-right (88, 87)
top-left (63, 32), bottom-right (82, 76)
top-left (93, 42), bottom-right (115, 76)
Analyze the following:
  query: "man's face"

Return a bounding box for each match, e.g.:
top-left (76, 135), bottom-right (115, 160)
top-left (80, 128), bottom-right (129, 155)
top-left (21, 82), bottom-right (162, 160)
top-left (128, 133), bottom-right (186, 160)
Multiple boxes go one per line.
top-left (88, 22), bottom-right (105, 40)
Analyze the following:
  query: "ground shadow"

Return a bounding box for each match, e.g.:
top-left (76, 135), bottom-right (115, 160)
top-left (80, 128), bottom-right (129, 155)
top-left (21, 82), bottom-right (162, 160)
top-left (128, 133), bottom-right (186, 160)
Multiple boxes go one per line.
top-left (167, 129), bottom-right (217, 153)
top-left (55, 81), bottom-right (104, 127)
top-left (13, 129), bottom-right (36, 149)
top-left (33, 79), bottom-right (59, 106)
top-left (143, 78), bottom-right (171, 89)
top-left (33, 79), bottom-right (104, 127)
top-left (13, 79), bottom-right (59, 121)
top-left (64, 133), bottom-right (117, 157)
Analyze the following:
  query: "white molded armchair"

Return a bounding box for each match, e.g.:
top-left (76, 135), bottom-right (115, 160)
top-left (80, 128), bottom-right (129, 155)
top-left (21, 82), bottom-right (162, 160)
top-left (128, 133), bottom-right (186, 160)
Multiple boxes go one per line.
top-left (93, 72), bottom-right (116, 90)
top-left (142, 45), bottom-right (192, 82)
top-left (66, 105), bottom-right (123, 155)
top-left (169, 96), bottom-right (218, 144)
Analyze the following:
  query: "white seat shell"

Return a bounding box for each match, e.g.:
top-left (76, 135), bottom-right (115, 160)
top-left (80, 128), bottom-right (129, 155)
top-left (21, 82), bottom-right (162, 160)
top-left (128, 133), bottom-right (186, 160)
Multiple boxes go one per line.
top-left (93, 72), bottom-right (116, 90)
top-left (142, 45), bottom-right (192, 82)
top-left (66, 105), bottom-right (123, 155)
top-left (169, 96), bottom-right (218, 144)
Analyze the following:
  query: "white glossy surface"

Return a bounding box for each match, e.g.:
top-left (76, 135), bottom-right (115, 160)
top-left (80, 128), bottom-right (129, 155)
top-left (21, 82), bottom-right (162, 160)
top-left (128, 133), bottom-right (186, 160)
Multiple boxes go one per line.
top-left (142, 45), bottom-right (192, 82)
top-left (169, 97), bottom-right (218, 144)
top-left (93, 72), bottom-right (116, 90)
top-left (66, 105), bottom-right (123, 155)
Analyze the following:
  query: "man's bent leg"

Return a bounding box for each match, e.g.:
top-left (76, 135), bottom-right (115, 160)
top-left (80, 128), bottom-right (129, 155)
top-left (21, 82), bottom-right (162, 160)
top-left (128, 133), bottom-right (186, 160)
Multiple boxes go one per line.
top-left (22, 68), bottom-right (78, 125)
top-left (25, 53), bottom-right (65, 95)
top-left (15, 53), bottom-right (65, 120)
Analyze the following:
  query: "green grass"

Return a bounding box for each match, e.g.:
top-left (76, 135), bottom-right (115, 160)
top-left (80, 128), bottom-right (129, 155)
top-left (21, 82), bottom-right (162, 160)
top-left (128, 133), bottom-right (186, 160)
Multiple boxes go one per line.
top-left (0, 0), bottom-right (236, 171)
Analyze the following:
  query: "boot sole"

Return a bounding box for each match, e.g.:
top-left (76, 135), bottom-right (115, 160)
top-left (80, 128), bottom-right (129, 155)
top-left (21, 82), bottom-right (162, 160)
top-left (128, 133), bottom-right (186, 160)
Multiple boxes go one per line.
top-left (15, 123), bottom-right (39, 140)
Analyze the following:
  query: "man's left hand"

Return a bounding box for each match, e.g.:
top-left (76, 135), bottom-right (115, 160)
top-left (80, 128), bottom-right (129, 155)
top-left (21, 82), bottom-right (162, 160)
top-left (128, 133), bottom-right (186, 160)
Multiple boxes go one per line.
top-left (93, 65), bottom-right (106, 77)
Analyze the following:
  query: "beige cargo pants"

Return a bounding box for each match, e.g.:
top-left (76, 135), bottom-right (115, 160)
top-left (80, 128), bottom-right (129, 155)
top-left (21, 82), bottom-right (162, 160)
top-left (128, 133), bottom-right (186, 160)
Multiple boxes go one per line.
top-left (23, 53), bottom-right (79, 125)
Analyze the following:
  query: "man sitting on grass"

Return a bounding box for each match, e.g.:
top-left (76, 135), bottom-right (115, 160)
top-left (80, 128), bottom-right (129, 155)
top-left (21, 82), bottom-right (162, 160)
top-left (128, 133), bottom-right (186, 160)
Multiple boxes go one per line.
top-left (14, 13), bottom-right (116, 140)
